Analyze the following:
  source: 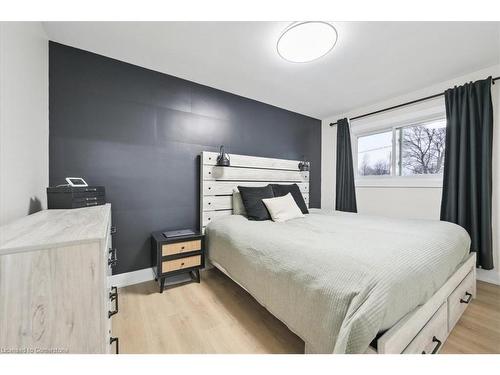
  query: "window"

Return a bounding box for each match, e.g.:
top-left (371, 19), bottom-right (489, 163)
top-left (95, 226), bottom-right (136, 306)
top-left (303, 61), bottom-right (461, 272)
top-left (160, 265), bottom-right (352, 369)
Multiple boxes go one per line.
top-left (395, 119), bottom-right (446, 176)
top-left (357, 131), bottom-right (392, 176)
top-left (356, 117), bottom-right (446, 180)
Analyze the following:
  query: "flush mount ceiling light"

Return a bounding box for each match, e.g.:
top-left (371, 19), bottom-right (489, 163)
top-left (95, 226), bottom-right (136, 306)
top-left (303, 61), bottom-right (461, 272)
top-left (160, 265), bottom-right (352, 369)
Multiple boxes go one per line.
top-left (277, 21), bottom-right (338, 63)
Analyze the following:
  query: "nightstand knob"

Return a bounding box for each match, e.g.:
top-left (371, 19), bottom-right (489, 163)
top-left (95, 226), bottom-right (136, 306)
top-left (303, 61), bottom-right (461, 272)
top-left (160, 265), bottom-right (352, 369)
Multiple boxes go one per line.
top-left (208, 217), bottom-right (211, 221)
top-left (181, 262), bottom-right (185, 266)
top-left (208, 187), bottom-right (211, 190)
top-left (208, 202), bottom-right (211, 205)
top-left (181, 246), bottom-right (185, 250)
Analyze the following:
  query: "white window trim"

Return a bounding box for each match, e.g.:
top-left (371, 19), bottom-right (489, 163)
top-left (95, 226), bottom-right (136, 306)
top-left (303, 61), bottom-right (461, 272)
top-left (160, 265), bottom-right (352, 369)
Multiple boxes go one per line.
top-left (353, 115), bottom-right (446, 188)
top-left (355, 175), bottom-right (444, 188)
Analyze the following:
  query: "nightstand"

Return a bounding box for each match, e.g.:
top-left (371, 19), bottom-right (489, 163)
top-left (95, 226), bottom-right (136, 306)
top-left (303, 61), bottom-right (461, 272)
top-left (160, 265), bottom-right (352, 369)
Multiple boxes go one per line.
top-left (151, 231), bottom-right (205, 293)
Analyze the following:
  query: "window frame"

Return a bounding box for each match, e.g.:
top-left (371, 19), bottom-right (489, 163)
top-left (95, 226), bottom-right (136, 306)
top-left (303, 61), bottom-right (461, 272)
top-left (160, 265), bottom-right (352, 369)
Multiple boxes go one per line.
top-left (353, 115), bottom-right (446, 188)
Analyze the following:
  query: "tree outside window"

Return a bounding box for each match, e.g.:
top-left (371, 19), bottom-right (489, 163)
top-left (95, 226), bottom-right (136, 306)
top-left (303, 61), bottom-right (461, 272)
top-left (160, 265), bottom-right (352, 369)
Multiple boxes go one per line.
top-left (357, 118), bottom-right (446, 177)
top-left (397, 119), bottom-right (446, 176)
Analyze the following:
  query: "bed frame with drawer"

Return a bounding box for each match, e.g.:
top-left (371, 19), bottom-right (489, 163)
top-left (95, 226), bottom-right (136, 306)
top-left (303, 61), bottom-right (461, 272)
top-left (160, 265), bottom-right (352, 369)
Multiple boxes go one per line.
top-left (199, 151), bottom-right (476, 354)
top-left (364, 253), bottom-right (475, 354)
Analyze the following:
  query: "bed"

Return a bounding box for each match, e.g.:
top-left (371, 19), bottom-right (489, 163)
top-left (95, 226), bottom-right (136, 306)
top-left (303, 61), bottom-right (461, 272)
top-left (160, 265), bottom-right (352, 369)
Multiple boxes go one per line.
top-left (199, 151), bottom-right (476, 354)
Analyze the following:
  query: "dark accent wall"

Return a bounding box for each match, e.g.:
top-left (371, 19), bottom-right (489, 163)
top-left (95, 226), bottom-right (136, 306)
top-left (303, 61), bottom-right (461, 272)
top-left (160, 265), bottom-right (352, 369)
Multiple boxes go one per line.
top-left (49, 42), bottom-right (322, 274)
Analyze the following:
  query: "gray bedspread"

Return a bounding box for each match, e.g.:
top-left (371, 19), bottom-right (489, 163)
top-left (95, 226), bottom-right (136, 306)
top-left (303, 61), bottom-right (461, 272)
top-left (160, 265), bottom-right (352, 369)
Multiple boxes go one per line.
top-left (206, 209), bottom-right (470, 353)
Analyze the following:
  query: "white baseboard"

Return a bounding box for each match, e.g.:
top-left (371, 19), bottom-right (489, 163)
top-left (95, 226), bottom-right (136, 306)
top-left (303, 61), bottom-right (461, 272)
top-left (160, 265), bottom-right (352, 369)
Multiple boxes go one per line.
top-left (109, 267), bottom-right (200, 288)
top-left (476, 269), bottom-right (500, 286)
top-left (109, 267), bottom-right (155, 288)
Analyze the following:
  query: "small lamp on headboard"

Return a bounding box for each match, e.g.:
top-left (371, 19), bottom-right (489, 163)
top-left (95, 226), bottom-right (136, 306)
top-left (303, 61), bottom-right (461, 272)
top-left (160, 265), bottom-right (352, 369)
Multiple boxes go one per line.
top-left (216, 145), bottom-right (231, 167)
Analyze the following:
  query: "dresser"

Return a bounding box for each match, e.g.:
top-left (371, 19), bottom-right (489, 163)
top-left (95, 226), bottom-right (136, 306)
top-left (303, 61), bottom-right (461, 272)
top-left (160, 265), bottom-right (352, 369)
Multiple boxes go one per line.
top-left (151, 232), bottom-right (205, 293)
top-left (0, 204), bottom-right (118, 354)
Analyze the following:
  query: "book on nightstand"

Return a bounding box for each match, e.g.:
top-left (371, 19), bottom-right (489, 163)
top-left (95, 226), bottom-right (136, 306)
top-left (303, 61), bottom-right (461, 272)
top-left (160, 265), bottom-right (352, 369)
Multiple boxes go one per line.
top-left (163, 229), bottom-right (196, 238)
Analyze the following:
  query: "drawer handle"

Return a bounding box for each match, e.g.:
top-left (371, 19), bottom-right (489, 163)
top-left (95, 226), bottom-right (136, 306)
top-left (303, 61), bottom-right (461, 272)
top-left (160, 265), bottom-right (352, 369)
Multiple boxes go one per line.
top-left (109, 286), bottom-right (119, 318)
top-left (108, 248), bottom-right (118, 267)
top-left (422, 336), bottom-right (442, 354)
top-left (460, 292), bottom-right (472, 304)
top-left (86, 188), bottom-right (97, 192)
top-left (86, 197), bottom-right (98, 201)
top-left (109, 285), bottom-right (118, 300)
top-left (110, 226), bottom-right (117, 235)
top-left (110, 336), bottom-right (119, 354)
top-left (181, 246), bottom-right (185, 250)
top-left (181, 262), bottom-right (185, 266)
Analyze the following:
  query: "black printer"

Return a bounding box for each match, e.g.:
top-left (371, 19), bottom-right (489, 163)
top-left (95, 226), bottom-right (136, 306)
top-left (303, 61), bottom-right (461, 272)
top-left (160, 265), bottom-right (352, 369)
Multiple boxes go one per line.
top-left (47, 186), bottom-right (106, 209)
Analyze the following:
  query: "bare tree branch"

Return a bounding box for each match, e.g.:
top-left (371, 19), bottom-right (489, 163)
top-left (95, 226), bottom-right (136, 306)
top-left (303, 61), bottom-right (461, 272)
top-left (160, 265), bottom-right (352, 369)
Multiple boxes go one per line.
top-left (401, 125), bottom-right (445, 175)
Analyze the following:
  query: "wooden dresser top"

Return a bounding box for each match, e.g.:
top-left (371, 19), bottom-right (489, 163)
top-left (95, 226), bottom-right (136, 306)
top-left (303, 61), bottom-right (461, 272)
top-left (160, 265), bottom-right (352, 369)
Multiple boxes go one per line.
top-left (0, 204), bottom-right (111, 255)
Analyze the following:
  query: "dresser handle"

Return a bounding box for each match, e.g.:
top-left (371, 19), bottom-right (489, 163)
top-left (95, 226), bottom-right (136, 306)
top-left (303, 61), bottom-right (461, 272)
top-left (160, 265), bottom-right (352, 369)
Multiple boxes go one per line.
top-left (86, 202), bottom-right (99, 206)
top-left (109, 286), bottom-right (118, 300)
top-left (110, 226), bottom-right (117, 235)
top-left (108, 248), bottom-right (118, 267)
top-left (86, 197), bottom-right (97, 201)
top-left (109, 286), bottom-right (118, 318)
top-left (460, 292), bottom-right (472, 304)
top-left (85, 188), bottom-right (97, 192)
top-left (110, 336), bottom-right (119, 354)
top-left (181, 246), bottom-right (185, 250)
top-left (181, 262), bottom-right (185, 266)
top-left (422, 336), bottom-right (442, 354)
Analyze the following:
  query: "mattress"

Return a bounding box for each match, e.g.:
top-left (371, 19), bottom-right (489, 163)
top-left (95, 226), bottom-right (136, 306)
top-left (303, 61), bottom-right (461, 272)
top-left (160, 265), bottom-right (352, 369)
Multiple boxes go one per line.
top-left (206, 209), bottom-right (470, 353)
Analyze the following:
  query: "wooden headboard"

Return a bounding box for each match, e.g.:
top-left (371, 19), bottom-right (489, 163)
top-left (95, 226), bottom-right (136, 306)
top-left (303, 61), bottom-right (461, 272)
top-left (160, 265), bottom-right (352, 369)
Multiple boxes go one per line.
top-left (200, 151), bottom-right (310, 233)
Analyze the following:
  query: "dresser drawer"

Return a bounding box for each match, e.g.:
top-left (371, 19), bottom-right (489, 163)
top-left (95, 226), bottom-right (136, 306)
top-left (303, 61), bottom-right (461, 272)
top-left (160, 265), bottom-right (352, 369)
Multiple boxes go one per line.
top-left (162, 255), bottom-right (201, 273)
top-left (403, 303), bottom-right (448, 354)
top-left (162, 240), bottom-right (201, 257)
top-left (448, 270), bottom-right (474, 330)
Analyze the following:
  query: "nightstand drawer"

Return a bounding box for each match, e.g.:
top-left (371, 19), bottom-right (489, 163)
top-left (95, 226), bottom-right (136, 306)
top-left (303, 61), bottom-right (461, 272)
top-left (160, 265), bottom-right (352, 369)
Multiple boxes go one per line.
top-left (162, 240), bottom-right (201, 256)
top-left (162, 255), bottom-right (201, 273)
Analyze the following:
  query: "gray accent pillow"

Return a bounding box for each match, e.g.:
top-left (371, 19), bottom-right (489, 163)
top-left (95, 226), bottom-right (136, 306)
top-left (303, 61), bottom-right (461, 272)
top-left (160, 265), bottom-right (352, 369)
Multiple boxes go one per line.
top-left (237, 185), bottom-right (275, 221)
top-left (270, 183), bottom-right (309, 214)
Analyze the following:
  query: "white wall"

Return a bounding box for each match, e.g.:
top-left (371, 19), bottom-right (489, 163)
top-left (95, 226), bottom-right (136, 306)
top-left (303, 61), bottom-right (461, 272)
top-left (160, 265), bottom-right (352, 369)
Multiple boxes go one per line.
top-left (322, 64), bottom-right (500, 284)
top-left (0, 22), bottom-right (49, 225)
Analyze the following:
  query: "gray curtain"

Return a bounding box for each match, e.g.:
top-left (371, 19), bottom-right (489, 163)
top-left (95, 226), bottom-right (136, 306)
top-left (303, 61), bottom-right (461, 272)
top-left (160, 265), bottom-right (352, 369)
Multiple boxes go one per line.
top-left (440, 77), bottom-right (494, 269)
top-left (336, 118), bottom-right (357, 212)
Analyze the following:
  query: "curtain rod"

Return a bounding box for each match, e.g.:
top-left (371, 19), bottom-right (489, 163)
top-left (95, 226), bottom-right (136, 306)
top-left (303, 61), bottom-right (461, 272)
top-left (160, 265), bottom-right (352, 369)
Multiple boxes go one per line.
top-left (329, 76), bottom-right (500, 126)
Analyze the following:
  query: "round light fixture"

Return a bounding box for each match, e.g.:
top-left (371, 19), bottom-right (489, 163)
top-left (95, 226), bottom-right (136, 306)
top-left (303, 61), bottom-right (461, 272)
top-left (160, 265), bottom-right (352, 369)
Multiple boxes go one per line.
top-left (277, 21), bottom-right (338, 63)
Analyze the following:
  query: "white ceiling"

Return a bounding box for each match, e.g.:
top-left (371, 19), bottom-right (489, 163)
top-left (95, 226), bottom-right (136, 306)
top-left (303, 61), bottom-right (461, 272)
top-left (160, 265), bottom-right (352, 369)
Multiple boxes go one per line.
top-left (43, 22), bottom-right (500, 119)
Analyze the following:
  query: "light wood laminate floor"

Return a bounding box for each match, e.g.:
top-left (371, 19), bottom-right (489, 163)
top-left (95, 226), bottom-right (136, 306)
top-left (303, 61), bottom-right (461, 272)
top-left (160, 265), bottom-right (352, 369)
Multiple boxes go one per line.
top-left (113, 269), bottom-right (500, 354)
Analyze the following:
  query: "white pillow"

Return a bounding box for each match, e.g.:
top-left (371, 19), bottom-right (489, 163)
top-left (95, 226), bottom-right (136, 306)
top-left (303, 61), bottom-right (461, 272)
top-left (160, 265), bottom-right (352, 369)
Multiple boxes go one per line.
top-left (232, 188), bottom-right (247, 216)
top-left (262, 193), bottom-right (304, 222)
